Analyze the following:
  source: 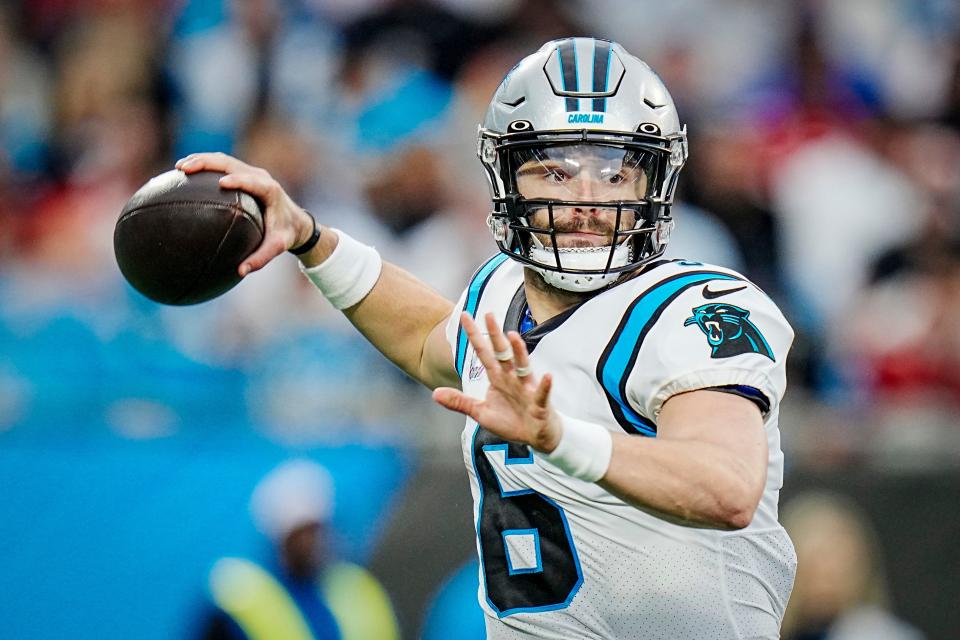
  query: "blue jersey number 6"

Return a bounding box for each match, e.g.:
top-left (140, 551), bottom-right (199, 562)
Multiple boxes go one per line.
top-left (471, 424), bottom-right (583, 617)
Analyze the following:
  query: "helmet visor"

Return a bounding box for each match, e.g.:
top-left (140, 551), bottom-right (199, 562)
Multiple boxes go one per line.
top-left (510, 143), bottom-right (658, 203)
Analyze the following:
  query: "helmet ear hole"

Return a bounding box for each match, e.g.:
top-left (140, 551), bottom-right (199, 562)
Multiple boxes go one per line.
top-left (638, 123), bottom-right (660, 135)
top-left (508, 120), bottom-right (533, 132)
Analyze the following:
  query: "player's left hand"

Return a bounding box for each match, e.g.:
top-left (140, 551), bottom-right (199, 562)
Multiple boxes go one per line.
top-left (433, 312), bottom-right (563, 453)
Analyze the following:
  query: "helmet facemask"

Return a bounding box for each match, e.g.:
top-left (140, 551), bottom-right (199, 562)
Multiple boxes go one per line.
top-left (481, 127), bottom-right (685, 292)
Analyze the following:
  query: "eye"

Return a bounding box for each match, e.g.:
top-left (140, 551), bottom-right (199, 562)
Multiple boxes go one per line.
top-left (546, 168), bottom-right (569, 183)
top-left (607, 173), bottom-right (626, 185)
top-left (714, 308), bottom-right (728, 314)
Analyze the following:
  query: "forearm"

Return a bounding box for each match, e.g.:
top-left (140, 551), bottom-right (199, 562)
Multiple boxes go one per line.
top-left (542, 392), bottom-right (767, 530)
top-left (299, 227), bottom-right (457, 389)
top-left (344, 262), bottom-right (456, 388)
top-left (599, 433), bottom-right (765, 530)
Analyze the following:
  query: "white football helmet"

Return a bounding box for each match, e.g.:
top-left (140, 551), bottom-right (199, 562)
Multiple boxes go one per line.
top-left (478, 38), bottom-right (688, 292)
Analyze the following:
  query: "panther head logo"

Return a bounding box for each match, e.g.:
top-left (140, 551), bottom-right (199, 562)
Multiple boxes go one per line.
top-left (684, 303), bottom-right (774, 361)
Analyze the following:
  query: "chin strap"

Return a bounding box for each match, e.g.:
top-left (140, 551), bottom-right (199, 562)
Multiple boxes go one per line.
top-left (534, 266), bottom-right (622, 292)
top-left (528, 244), bottom-right (631, 293)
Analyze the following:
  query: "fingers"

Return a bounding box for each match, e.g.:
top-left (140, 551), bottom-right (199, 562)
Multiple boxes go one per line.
top-left (173, 157), bottom-right (302, 277)
top-left (433, 387), bottom-right (481, 420)
top-left (175, 152), bottom-right (250, 176)
top-left (219, 170), bottom-right (294, 276)
top-left (461, 312), bottom-right (500, 378)
top-left (508, 331), bottom-right (532, 382)
top-left (175, 155), bottom-right (280, 205)
top-left (484, 312), bottom-right (514, 372)
top-left (218, 170), bottom-right (281, 204)
top-left (463, 312), bottom-right (536, 385)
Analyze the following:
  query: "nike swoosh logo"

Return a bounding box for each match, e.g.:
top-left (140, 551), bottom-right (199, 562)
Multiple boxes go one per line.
top-left (702, 284), bottom-right (747, 299)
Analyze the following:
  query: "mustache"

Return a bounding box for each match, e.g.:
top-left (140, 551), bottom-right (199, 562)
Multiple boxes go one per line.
top-left (552, 218), bottom-right (615, 234)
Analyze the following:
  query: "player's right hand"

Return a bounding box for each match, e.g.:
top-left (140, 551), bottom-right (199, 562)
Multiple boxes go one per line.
top-left (175, 152), bottom-right (322, 276)
top-left (433, 312), bottom-right (563, 454)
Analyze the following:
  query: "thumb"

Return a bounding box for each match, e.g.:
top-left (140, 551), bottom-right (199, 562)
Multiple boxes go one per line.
top-left (239, 235), bottom-right (286, 276)
top-left (433, 387), bottom-right (481, 420)
top-left (533, 373), bottom-right (553, 408)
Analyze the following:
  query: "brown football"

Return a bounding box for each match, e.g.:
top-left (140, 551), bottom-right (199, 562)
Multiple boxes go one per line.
top-left (114, 169), bottom-right (264, 305)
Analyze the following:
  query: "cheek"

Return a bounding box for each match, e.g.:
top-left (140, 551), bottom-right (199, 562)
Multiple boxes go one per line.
top-left (527, 208), bottom-right (549, 226)
top-left (617, 210), bottom-right (639, 230)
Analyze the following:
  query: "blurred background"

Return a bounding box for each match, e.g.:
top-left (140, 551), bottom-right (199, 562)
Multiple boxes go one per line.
top-left (1, 0), bottom-right (958, 638)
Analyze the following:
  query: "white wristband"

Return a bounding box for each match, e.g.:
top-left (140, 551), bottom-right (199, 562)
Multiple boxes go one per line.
top-left (540, 414), bottom-right (613, 482)
top-left (298, 228), bottom-right (382, 309)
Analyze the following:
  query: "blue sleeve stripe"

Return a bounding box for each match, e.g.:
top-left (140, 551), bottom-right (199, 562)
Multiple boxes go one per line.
top-left (710, 384), bottom-right (771, 414)
top-left (456, 254), bottom-right (510, 377)
top-left (597, 271), bottom-right (742, 436)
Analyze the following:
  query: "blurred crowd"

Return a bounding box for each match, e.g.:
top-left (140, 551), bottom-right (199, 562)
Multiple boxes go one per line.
top-left (3, 0), bottom-right (960, 451)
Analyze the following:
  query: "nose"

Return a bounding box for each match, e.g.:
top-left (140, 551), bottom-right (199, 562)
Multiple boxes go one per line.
top-left (569, 176), bottom-right (601, 215)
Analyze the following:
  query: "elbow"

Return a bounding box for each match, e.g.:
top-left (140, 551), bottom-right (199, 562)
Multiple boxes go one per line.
top-left (721, 504), bottom-right (756, 530)
top-left (715, 484), bottom-right (762, 531)
top-left (716, 460), bottom-right (766, 530)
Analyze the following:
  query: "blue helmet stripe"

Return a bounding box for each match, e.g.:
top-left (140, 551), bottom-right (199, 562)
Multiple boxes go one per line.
top-left (557, 40), bottom-right (579, 112)
top-left (591, 40), bottom-right (612, 112)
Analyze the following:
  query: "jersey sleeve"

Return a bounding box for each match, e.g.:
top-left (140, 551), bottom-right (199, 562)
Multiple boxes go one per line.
top-left (625, 281), bottom-right (794, 421)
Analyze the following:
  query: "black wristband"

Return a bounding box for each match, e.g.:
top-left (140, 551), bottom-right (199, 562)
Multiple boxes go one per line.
top-left (289, 211), bottom-right (321, 255)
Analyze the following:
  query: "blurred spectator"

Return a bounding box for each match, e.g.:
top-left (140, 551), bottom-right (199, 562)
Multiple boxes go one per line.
top-left (338, 0), bottom-right (488, 82)
top-left (679, 124), bottom-right (779, 295)
top-left (323, 55), bottom-right (488, 300)
top-left (0, 4), bottom-right (53, 182)
top-left (343, 139), bottom-right (486, 298)
top-left (168, 0), bottom-right (338, 155)
top-left (4, 3), bottom-right (171, 312)
top-left (941, 43), bottom-right (960, 131)
top-left (781, 492), bottom-right (924, 640)
top-left (198, 459), bottom-right (400, 640)
top-left (768, 129), bottom-right (921, 341)
top-left (814, 0), bottom-right (959, 122)
top-left (754, 9), bottom-right (921, 345)
top-left (820, 123), bottom-right (960, 461)
top-left (662, 201), bottom-right (746, 273)
top-left (830, 235), bottom-right (960, 463)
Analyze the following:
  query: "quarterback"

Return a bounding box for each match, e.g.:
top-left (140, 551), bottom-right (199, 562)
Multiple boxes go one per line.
top-left (178, 38), bottom-right (797, 639)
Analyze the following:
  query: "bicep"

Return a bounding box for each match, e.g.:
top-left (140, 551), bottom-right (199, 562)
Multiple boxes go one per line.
top-left (657, 390), bottom-right (768, 491)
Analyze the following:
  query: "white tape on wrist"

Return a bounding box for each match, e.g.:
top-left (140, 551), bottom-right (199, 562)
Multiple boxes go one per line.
top-left (298, 228), bottom-right (382, 310)
top-left (540, 414), bottom-right (613, 482)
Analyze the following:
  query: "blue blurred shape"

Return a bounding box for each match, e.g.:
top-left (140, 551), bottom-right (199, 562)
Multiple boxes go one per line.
top-left (355, 70), bottom-right (453, 153)
top-left (0, 440), bottom-right (411, 639)
top-left (421, 559), bottom-right (486, 640)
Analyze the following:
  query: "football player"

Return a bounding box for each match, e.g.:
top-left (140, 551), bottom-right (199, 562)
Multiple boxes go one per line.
top-left (178, 37), bottom-right (796, 639)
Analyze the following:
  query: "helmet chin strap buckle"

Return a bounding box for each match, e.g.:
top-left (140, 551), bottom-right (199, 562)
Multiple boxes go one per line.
top-left (487, 214), bottom-right (507, 242)
top-left (655, 219), bottom-right (674, 247)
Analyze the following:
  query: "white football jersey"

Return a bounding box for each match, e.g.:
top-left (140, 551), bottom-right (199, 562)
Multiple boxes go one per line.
top-left (445, 255), bottom-right (798, 640)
